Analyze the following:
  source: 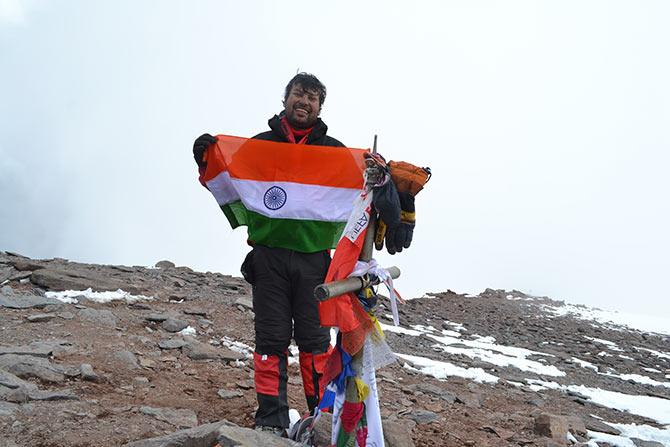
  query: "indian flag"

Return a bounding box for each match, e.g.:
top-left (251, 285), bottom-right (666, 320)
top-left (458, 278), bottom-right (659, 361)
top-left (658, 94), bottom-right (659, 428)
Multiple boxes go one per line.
top-left (200, 135), bottom-right (368, 253)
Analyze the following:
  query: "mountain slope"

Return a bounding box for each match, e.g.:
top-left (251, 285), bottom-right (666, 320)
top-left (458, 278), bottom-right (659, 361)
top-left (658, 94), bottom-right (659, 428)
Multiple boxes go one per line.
top-left (1, 251), bottom-right (668, 446)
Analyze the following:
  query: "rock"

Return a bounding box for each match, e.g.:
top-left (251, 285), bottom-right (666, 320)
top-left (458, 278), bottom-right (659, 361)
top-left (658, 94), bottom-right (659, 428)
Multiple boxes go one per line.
top-left (139, 406), bottom-right (198, 429)
top-left (104, 417), bottom-right (284, 446)
top-left (0, 268), bottom-right (13, 283)
top-left (409, 383), bottom-right (456, 403)
top-left (565, 415), bottom-right (587, 436)
top-left (183, 341), bottom-right (221, 360)
top-left (236, 379), bottom-right (254, 390)
top-left (25, 313), bottom-right (56, 322)
top-left (383, 419), bottom-right (416, 446)
top-left (0, 294), bottom-right (62, 309)
top-left (57, 311), bottom-right (75, 320)
top-left (541, 441), bottom-right (566, 447)
top-left (113, 350), bottom-right (140, 370)
top-left (145, 313), bottom-right (171, 322)
top-left (162, 318), bottom-right (189, 333)
top-left (155, 260), bottom-right (175, 269)
top-left (217, 389), bottom-right (243, 399)
top-left (129, 302), bottom-right (152, 310)
top-left (455, 391), bottom-right (482, 408)
top-left (133, 376), bottom-right (150, 387)
top-left (216, 424), bottom-right (300, 446)
top-left (79, 308), bottom-right (118, 327)
top-left (481, 425), bottom-right (514, 440)
top-left (407, 409), bottom-right (439, 424)
top-left (10, 260), bottom-right (44, 271)
top-left (584, 418), bottom-right (621, 435)
top-left (4, 388), bottom-right (29, 403)
top-left (158, 339), bottom-right (189, 350)
top-left (234, 297), bottom-right (253, 310)
top-left (0, 340), bottom-right (71, 358)
top-left (182, 308), bottom-right (207, 316)
top-left (80, 363), bottom-right (102, 382)
top-left (0, 401), bottom-right (20, 417)
top-left (631, 439), bottom-right (665, 447)
top-left (0, 369), bottom-right (38, 399)
top-left (311, 411), bottom-right (332, 446)
top-left (28, 389), bottom-right (79, 401)
top-left (122, 421), bottom-right (223, 447)
top-left (0, 354), bottom-right (67, 382)
top-left (534, 413), bottom-right (568, 442)
top-left (219, 347), bottom-right (246, 362)
top-left (139, 357), bottom-right (157, 369)
top-left (31, 268), bottom-right (139, 294)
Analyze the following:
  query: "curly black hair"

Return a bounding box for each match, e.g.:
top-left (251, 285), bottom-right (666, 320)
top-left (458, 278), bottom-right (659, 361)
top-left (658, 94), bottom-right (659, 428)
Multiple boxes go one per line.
top-left (284, 73), bottom-right (327, 106)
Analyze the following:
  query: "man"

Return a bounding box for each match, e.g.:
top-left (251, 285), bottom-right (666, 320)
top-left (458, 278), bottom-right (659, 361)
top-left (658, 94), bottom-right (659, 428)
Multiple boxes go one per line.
top-left (192, 73), bottom-right (342, 434)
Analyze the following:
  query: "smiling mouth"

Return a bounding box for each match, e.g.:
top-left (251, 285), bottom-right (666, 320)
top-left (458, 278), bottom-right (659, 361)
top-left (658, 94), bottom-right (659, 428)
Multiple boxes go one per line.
top-left (294, 107), bottom-right (310, 115)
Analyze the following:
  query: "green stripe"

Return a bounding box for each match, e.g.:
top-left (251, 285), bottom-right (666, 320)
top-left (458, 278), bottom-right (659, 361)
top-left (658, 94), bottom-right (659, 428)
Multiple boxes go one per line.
top-left (221, 201), bottom-right (345, 253)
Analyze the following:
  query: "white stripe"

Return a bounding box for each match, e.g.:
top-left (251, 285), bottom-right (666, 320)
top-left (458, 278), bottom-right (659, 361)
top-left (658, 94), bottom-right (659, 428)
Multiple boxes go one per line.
top-left (205, 171), bottom-right (239, 206)
top-left (208, 174), bottom-right (362, 222)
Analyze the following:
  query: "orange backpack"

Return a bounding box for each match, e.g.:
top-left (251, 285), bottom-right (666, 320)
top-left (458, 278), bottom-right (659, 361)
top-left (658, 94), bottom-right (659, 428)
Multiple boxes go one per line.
top-left (388, 161), bottom-right (431, 196)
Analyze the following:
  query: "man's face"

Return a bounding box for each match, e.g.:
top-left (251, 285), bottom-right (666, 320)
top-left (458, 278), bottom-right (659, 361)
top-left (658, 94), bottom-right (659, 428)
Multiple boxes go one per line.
top-left (284, 83), bottom-right (321, 129)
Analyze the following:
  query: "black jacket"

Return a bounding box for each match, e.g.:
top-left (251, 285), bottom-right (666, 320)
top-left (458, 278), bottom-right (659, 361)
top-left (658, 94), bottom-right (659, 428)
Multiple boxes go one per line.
top-left (253, 113), bottom-right (345, 147)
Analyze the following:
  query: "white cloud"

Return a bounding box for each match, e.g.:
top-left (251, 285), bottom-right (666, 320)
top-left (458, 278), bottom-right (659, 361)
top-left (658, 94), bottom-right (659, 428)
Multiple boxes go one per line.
top-left (1, 1), bottom-right (670, 318)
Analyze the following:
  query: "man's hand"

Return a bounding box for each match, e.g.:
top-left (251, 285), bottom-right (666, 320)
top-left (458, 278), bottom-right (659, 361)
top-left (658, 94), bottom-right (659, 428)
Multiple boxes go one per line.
top-left (193, 133), bottom-right (217, 166)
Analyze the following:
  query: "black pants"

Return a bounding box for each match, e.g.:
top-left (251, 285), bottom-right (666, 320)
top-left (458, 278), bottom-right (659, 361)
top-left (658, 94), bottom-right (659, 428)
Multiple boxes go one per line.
top-left (245, 245), bottom-right (331, 428)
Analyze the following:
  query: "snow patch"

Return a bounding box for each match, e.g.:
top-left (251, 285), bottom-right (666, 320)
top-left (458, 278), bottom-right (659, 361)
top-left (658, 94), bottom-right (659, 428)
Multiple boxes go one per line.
top-left (427, 333), bottom-right (565, 377)
top-left (542, 303), bottom-right (670, 336)
top-left (288, 344), bottom-right (299, 366)
top-left (178, 326), bottom-right (196, 337)
top-left (443, 320), bottom-right (467, 332)
top-left (587, 431), bottom-right (635, 447)
top-left (602, 372), bottom-right (670, 389)
top-left (611, 422), bottom-right (670, 445)
top-left (584, 336), bottom-right (624, 352)
top-left (525, 380), bottom-right (670, 425)
top-left (397, 353), bottom-right (498, 383)
top-left (45, 288), bottom-right (153, 304)
top-left (636, 347), bottom-right (670, 360)
top-left (506, 294), bottom-right (534, 301)
top-left (379, 322), bottom-right (423, 336)
top-left (572, 357), bottom-right (599, 372)
top-left (221, 337), bottom-right (253, 359)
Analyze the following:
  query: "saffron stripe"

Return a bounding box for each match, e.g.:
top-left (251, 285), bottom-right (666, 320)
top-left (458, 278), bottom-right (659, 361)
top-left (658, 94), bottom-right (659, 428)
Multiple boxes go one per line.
top-left (202, 135), bottom-right (366, 188)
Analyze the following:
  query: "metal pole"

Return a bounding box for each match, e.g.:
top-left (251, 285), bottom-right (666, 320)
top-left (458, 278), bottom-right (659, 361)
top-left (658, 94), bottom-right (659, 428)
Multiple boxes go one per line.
top-left (359, 135), bottom-right (378, 262)
top-left (314, 266), bottom-right (400, 301)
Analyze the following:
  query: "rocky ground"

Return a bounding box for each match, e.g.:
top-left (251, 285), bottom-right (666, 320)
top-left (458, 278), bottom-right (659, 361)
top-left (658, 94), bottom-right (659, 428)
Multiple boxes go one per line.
top-left (1, 250), bottom-right (669, 446)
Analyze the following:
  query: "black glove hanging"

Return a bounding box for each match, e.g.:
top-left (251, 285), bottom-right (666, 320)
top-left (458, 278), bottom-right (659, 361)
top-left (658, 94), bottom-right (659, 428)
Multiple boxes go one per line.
top-left (372, 178), bottom-right (401, 252)
top-left (372, 179), bottom-right (401, 227)
top-left (384, 192), bottom-right (415, 254)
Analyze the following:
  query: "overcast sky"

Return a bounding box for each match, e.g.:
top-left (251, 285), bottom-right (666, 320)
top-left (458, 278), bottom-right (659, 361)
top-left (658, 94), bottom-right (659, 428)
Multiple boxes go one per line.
top-left (1, 1), bottom-right (668, 317)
